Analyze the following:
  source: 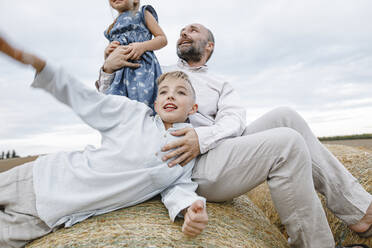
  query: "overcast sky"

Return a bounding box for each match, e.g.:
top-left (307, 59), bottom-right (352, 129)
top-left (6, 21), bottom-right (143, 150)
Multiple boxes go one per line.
top-left (1, 0), bottom-right (372, 157)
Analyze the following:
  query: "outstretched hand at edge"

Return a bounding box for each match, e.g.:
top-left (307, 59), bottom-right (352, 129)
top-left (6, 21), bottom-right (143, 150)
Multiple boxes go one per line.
top-left (0, 36), bottom-right (45, 73)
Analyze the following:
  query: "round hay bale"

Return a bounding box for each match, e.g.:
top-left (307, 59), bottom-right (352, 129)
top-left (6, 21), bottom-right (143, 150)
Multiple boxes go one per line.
top-left (247, 144), bottom-right (372, 247)
top-left (26, 195), bottom-right (289, 248)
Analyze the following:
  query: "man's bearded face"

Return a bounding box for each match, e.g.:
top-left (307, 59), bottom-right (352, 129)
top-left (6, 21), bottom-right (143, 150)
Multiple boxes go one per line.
top-left (177, 32), bottom-right (208, 63)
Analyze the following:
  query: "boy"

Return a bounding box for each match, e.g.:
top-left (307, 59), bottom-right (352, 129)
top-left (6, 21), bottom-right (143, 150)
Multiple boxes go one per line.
top-left (0, 37), bottom-right (208, 248)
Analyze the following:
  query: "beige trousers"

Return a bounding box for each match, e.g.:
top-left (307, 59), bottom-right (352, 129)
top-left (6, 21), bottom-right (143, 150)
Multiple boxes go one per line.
top-left (192, 107), bottom-right (372, 248)
top-left (0, 162), bottom-right (51, 248)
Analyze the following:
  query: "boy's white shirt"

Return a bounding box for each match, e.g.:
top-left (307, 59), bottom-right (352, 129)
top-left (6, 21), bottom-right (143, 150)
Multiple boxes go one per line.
top-left (31, 63), bottom-right (205, 229)
top-left (98, 59), bottom-right (247, 154)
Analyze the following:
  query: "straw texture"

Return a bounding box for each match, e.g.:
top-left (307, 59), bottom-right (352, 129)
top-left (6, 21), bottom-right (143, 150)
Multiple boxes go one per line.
top-left (26, 195), bottom-right (289, 248)
top-left (247, 144), bottom-right (372, 247)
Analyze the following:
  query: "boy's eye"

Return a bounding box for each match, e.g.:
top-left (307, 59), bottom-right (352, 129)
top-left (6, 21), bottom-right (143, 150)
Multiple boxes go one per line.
top-left (159, 91), bottom-right (166, 95)
top-left (178, 91), bottom-right (186, 95)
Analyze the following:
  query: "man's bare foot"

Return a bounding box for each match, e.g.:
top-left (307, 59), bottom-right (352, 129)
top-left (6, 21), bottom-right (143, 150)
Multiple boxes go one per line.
top-left (349, 202), bottom-right (372, 233)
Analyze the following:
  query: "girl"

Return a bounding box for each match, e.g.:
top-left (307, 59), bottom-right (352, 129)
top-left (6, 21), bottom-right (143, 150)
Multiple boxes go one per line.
top-left (101, 0), bottom-right (167, 110)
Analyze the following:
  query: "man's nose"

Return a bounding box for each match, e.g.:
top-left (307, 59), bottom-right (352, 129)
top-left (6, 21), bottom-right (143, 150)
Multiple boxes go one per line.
top-left (180, 29), bottom-right (187, 38)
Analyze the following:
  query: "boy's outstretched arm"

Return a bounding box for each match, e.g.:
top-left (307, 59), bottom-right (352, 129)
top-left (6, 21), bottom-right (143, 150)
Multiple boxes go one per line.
top-left (0, 36), bottom-right (45, 73)
top-left (0, 35), bottom-right (145, 132)
top-left (182, 200), bottom-right (208, 237)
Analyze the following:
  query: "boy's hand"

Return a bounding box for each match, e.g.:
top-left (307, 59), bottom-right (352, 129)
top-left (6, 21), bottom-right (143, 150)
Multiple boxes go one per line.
top-left (104, 41), bottom-right (120, 59)
top-left (0, 37), bottom-right (23, 61)
top-left (182, 200), bottom-right (208, 237)
top-left (126, 42), bottom-right (146, 60)
top-left (0, 36), bottom-right (45, 73)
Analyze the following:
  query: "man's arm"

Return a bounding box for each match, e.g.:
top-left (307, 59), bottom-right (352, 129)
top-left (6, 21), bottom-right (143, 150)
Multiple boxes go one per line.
top-left (194, 82), bottom-right (247, 153)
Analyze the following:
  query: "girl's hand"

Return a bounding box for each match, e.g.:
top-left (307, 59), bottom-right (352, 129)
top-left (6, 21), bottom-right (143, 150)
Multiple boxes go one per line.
top-left (182, 200), bottom-right (208, 237)
top-left (0, 36), bottom-right (45, 72)
top-left (104, 41), bottom-right (120, 59)
top-left (126, 42), bottom-right (146, 60)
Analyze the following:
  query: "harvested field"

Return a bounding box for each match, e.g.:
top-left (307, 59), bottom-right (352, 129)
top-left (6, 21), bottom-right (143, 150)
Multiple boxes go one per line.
top-left (0, 155), bottom-right (38, 172)
top-left (27, 195), bottom-right (289, 248)
top-left (321, 138), bottom-right (372, 151)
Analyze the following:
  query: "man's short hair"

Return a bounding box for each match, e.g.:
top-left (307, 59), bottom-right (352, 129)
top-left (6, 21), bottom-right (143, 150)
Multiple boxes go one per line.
top-left (157, 71), bottom-right (196, 101)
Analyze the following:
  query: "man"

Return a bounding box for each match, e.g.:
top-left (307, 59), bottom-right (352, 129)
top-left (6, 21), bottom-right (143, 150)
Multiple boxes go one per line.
top-left (98, 24), bottom-right (372, 248)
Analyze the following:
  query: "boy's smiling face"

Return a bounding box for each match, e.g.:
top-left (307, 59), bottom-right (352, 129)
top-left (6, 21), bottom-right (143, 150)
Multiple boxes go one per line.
top-left (154, 77), bottom-right (198, 130)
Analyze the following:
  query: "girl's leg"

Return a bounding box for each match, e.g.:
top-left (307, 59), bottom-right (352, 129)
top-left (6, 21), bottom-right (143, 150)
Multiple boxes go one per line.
top-left (243, 107), bottom-right (372, 225)
top-left (0, 162), bottom-right (51, 248)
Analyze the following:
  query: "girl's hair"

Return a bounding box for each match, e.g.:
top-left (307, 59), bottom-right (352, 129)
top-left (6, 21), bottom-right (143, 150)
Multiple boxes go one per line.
top-left (107, 17), bottom-right (118, 36)
top-left (107, 0), bottom-right (140, 35)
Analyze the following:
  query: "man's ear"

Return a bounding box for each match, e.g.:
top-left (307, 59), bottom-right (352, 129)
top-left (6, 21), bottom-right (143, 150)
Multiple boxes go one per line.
top-left (206, 41), bottom-right (214, 56)
top-left (188, 103), bottom-right (198, 115)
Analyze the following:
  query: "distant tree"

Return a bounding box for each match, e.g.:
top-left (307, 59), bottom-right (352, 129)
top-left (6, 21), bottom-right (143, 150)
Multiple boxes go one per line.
top-left (6, 151), bottom-right (10, 159)
top-left (0, 151), bottom-right (4, 160)
top-left (12, 149), bottom-right (20, 158)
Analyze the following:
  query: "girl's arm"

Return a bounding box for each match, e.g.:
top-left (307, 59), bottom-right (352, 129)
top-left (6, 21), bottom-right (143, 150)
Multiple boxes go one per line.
top-left (126, 10), bottom-right (167, 60)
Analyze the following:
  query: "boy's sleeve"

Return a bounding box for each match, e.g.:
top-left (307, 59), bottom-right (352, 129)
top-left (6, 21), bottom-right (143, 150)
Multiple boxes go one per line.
top-left (160, 161), bottom-right (206, 222)
top-left (31, 63), bottom-right (147, 132)
top-left (193, 81), bottom-right (247, 154)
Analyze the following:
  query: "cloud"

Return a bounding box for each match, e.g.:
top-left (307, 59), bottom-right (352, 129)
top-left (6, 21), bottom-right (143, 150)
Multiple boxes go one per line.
top-left (0, 124), bottom-right (100, 156)
top-left (1, 0), bottom-right (372, 156)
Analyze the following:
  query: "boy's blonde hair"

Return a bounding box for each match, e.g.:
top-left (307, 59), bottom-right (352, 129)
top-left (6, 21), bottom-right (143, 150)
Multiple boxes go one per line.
top-left (157, 71), bottom-right (196, 101)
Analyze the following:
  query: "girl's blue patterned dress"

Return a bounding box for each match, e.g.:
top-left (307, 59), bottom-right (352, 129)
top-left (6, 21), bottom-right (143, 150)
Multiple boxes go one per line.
top-left (104, 5), bottom-right (162, 110)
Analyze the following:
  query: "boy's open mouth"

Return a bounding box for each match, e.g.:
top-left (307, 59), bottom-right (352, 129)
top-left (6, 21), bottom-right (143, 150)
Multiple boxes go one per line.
top-left (163, 103), bottom-right (177, 112)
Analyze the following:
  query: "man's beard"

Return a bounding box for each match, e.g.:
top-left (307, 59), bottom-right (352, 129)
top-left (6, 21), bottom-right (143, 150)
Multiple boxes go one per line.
top-left (177, 39), bottom-right (207, 63)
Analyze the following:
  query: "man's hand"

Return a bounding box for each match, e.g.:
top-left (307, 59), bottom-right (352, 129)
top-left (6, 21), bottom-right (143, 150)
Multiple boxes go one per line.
top-left (162, 127), bottom-right (200, 167)
top-left (182, 200), bottom-right (208, 237)
top-left (103, 45), bottom-right (141, 74)
top-left (104, 41), bottom-right (120, 59)
top-left (126, 42), bottom-right (146, 60)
